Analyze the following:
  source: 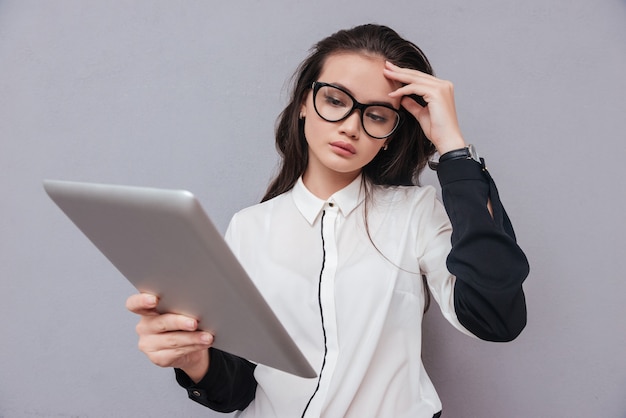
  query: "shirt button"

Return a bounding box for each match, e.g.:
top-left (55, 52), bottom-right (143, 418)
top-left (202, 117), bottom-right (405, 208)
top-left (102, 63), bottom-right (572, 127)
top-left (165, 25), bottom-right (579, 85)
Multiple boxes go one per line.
top-left (191, 390), bottom-right (202, 397)
top-left (328, 202), bottom-right (334, 207)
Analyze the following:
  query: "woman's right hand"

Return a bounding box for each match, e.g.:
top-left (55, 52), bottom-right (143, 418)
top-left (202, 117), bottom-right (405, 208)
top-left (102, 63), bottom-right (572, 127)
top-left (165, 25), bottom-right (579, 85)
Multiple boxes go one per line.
top-left (126, 293), bottom-right (214, 383)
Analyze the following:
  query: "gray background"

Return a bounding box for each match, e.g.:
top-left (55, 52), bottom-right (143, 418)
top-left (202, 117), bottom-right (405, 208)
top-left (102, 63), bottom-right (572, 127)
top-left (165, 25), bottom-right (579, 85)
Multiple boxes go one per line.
top-left (1, 1), bottom-right (625, 417)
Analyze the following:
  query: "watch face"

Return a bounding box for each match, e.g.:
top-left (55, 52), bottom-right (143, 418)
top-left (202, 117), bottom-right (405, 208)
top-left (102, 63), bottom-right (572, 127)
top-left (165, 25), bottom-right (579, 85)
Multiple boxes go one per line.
top-left (468, 144), bottom-right (480, 162)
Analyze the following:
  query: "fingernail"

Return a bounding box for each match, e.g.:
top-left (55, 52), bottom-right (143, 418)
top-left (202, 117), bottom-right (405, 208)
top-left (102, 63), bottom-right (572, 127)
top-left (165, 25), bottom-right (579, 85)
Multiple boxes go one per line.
top-left (144, 294), bottom-right (157, 305)
top-left (201, 333), bottom-right (213, 344)
top-left (187, 319), bottom-right (197, 330)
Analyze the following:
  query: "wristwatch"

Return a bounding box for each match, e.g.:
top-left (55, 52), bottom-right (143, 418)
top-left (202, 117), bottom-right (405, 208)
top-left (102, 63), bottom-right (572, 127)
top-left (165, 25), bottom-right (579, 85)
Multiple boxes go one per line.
top-left (428, 144), bottom-right (483, 170)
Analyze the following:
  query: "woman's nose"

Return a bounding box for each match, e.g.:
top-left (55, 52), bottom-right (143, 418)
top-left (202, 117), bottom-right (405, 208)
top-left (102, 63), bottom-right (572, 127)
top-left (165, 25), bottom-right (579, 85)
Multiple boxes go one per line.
top-left (339, 110), bottom-right (361, 138)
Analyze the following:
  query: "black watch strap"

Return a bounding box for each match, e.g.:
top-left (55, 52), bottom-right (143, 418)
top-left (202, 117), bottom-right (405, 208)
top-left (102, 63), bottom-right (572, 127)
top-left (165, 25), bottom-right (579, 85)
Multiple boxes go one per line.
top-left (428, 144), bottom-right (482, 170)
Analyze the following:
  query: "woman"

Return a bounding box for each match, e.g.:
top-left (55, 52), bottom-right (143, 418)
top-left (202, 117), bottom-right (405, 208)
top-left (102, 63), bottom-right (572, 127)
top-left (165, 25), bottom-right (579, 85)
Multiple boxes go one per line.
top-left (127, 24), bottom-right (529, 417)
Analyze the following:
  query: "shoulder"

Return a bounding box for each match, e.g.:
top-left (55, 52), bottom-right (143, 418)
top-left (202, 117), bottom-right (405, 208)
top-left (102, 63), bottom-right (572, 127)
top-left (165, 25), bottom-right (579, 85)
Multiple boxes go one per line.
top-left (367, 184), bottom-right (447, 230)
top-left (370, 183), bottom-right (439, 208)
top-left (228, 191), bottom-right (292, 229)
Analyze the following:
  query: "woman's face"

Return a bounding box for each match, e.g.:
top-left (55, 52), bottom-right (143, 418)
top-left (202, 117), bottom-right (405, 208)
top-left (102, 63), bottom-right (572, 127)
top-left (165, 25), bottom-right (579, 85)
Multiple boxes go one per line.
top-left (300, 52), bottom-right (402, 188)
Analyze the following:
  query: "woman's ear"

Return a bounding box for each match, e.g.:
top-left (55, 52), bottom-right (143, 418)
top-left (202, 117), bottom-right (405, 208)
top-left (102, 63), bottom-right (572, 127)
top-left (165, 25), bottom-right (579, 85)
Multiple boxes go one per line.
top-left (299, 90), bottom-right (313, 119)
top-left (299, 103), bottom-right (307, 119)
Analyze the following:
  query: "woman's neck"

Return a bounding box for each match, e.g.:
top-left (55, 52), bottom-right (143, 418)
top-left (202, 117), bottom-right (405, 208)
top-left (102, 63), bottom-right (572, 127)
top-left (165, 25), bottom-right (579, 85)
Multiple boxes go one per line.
top-left (302, 168), bottom-right (361, 200)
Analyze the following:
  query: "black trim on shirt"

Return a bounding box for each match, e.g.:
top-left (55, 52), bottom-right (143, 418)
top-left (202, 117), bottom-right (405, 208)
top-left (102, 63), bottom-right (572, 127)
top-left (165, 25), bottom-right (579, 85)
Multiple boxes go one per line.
top-left (301, 209), bottom-right (328, 417)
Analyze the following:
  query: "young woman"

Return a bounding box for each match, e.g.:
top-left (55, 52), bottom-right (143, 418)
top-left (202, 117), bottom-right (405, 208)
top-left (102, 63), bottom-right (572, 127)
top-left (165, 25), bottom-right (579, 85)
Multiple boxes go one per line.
top-left (126, 24), bottom-right (529, 417)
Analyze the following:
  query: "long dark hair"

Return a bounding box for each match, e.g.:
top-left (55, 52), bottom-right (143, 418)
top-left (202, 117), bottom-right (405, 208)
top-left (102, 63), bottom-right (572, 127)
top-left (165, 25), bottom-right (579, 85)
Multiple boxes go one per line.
top-left (262, 24), bottom-right (437, 202)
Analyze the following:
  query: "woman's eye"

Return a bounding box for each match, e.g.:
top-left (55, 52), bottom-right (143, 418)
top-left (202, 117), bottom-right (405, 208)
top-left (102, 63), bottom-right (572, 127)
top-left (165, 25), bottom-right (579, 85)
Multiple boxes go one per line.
top-left (365, 110), bottom-right (389, 124)
top-left (324, 94), bottom-right (347, 107)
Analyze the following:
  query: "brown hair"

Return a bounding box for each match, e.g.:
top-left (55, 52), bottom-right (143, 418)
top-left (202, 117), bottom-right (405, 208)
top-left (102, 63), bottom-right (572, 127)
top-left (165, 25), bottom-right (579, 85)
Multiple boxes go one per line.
top-left (262, 24), bottom-right (437, 202)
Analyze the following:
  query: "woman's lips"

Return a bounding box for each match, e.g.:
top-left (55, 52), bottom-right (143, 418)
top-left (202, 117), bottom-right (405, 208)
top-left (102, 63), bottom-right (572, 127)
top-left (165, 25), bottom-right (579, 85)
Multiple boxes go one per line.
top-left (330, 141), bottom-right (356, 155)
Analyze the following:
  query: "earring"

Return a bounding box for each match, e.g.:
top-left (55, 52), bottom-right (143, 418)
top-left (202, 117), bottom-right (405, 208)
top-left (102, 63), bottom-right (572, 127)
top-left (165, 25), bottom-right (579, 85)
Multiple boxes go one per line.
top-left (383, 143), bottom-right (388, 151)
top-left (299, 112), bottom-right (305, 119)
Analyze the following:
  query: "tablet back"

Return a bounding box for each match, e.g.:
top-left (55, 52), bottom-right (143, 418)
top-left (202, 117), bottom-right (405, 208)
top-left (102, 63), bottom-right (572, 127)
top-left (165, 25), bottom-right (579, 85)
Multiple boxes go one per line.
top-left (44, 179), bottom-right (316, 378)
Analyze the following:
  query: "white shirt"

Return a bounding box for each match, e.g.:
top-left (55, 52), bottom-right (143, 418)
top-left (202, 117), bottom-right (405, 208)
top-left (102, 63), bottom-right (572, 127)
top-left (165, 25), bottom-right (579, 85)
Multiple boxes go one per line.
top-left (225, 175), bottom-right (475, 418)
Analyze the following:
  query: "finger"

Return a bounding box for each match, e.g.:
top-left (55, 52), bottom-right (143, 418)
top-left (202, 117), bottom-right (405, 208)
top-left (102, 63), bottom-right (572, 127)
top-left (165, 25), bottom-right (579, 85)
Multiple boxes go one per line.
top-left (400, 96), bottom-right (427, 117)
top-left (139, 330), bottom-right (214, 354)
top-left (136, 312), bottom-right (200, 335)
top-left (387, 75), bottom-right (446, 98)
top-left (387, 80), bottom-right (440, 106)
top-left (384, 61), bottom-right (431, 78)
top-left (384, 61), bottom-right (435, 86)
top-left (390, 84), bottom-right (429, 100)
top-left (126, 293), bottom-right (159, 315)
top-left (146, 344), bottom-right (210, 369)
top-left (384, 63), bottom-right (450, 104)
top-left (139, 331), bottom-right (213, 369)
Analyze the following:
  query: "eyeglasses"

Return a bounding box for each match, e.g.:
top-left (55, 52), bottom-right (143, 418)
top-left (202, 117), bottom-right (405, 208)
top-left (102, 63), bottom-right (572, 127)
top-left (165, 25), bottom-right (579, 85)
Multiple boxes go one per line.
top-left (311, 82), bottom-right (401, 139)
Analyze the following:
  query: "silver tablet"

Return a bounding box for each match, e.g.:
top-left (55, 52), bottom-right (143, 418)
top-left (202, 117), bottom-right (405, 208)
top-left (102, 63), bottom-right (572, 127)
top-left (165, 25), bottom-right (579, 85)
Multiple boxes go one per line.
top-left (44, 179), bottom-right (316, 378)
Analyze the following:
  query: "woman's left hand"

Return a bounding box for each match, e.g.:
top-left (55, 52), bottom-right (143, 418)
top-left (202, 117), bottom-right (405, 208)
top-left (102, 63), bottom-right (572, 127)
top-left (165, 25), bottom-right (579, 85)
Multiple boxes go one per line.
top-left (384, 61), bottom-right (466, 154)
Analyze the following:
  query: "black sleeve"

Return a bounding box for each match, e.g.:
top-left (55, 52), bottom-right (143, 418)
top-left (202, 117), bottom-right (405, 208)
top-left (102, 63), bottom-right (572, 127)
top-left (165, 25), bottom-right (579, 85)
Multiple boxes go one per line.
top-left (174, 347), bottom-right (257, 412)
top-left (437, 157), bottom-right (530, 342)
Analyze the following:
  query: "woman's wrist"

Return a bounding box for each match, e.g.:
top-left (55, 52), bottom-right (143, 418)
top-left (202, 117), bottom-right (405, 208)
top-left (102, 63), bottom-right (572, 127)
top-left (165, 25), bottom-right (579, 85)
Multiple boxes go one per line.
top-left (435, 137), bottom-right (466, 155)
top-left (182, 349), bottom-right (210, 383)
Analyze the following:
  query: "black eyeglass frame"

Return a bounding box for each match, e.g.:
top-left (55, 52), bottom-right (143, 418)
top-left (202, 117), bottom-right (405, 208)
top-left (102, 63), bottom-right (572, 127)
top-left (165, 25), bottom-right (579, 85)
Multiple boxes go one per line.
top-left (311, 81), bottom-right (402, 140)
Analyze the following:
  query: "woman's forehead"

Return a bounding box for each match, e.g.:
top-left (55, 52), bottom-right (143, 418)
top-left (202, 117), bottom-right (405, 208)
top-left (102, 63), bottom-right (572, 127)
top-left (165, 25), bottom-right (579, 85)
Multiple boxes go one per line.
top-left (318, 52), bottom-right (401, 105)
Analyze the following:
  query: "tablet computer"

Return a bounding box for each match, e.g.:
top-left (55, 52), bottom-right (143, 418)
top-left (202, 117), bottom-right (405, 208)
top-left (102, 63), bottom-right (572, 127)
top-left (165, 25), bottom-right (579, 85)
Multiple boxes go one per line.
top-left (44, 179), bottom-right (316, 378)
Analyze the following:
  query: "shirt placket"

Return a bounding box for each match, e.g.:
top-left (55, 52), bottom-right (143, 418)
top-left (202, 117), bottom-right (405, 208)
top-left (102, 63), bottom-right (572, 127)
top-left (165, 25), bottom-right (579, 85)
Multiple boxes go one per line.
top-left (305, 200), bottom-right (340, 417)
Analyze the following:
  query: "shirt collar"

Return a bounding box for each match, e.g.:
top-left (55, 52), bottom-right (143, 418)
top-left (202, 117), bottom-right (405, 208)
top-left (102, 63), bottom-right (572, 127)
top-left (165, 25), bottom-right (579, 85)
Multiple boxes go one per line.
top-left (292, 175), bottom-right (365, 225)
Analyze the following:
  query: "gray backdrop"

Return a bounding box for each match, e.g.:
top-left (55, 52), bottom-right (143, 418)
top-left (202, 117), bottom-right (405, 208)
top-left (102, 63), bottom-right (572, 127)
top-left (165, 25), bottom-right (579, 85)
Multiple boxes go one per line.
top-left (1, 1), bottom-right (625, 417)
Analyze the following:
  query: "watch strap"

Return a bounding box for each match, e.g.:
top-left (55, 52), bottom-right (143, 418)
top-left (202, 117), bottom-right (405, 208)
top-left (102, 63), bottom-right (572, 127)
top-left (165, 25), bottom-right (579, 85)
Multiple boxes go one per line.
top-left (428, 144), bottom-right (483, 170)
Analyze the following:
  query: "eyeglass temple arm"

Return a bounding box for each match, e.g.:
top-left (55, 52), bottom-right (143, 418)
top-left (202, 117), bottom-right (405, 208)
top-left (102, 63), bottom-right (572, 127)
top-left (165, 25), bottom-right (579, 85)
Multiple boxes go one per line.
top-left (408, 94), bottom-right (427, 107)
